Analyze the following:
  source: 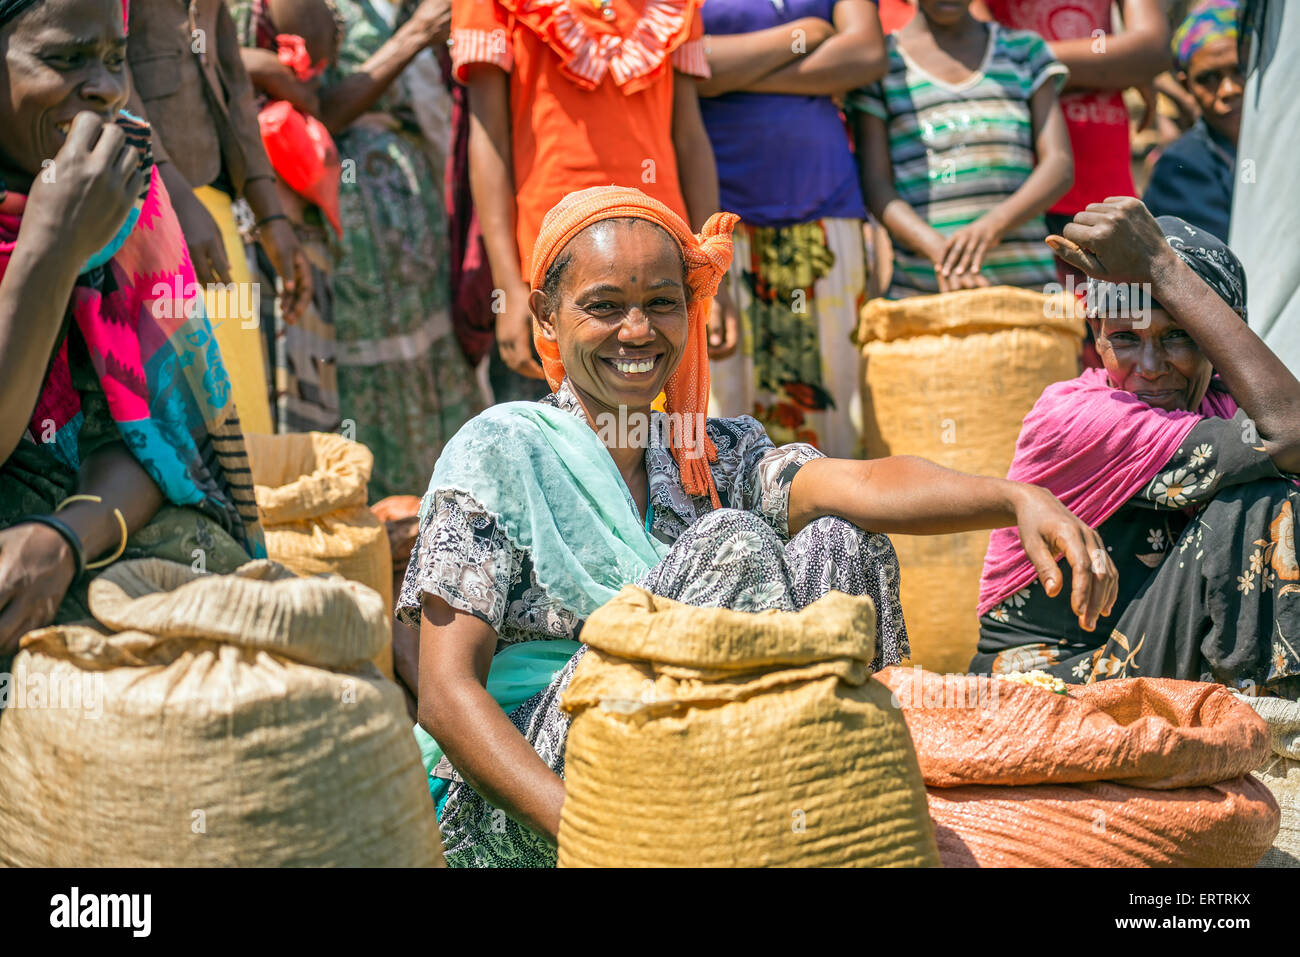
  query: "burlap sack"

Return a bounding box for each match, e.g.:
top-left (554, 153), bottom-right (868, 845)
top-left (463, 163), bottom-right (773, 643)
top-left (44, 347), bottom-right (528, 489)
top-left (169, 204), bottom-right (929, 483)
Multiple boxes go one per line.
top-left (1241, 695), bottom-right (1300, 867)
top-left (0, 558), bottom-right (443, 867)
top-left (877, 667), bottom-right (1279, 867)
top-left (858, 288), bottom-right (1084, 672)
top-left (877, 669), bottom-right (1270, 788)
top-left (558, 586), bottom-right (939, 867)
top-left (928, 777), bottom-right (1280, 868)
top-left (244, 431), bottom-right (394, 678)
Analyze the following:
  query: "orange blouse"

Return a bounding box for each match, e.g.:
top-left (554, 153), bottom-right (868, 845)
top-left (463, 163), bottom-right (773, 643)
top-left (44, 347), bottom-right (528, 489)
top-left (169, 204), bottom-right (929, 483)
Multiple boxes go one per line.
top-left (451, 0), bottom-right (709, 274)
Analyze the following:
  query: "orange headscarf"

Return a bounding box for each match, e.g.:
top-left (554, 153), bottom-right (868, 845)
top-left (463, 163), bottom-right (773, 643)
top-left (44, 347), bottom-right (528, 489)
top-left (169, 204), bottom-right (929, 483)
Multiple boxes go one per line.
top-left (530, 186), bottom-right (738, 509)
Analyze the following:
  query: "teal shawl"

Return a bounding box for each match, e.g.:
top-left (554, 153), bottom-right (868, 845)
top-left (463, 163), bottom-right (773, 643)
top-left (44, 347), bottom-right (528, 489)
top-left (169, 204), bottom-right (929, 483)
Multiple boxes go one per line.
top-left (414, 401), bottom-right (671, 813)
top-left (418, 400), bottom-right (669, 618)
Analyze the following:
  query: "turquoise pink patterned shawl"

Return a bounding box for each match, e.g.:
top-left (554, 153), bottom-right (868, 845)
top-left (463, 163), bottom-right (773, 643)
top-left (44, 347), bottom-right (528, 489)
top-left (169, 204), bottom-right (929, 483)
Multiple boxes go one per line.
top-left (0, 127), bottom-right (265, 557)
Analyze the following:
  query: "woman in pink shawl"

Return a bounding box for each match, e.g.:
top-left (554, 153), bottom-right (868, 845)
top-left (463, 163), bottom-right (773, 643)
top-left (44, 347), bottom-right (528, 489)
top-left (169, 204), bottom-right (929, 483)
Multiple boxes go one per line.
top-left (975, 197), bottom-right (1300, 696)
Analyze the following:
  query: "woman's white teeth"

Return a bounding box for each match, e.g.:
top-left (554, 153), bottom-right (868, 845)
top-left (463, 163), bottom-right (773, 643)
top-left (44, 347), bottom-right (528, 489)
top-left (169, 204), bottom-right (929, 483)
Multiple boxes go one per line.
top-left (56, 121), bottom-right (71, 134)
top-left (612, 357), bottom-right (656, 374)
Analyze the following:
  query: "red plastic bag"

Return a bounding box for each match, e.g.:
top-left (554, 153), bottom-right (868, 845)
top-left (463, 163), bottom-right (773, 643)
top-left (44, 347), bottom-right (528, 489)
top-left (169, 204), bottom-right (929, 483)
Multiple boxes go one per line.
top-left (258, 100), bottom-right (342, 236)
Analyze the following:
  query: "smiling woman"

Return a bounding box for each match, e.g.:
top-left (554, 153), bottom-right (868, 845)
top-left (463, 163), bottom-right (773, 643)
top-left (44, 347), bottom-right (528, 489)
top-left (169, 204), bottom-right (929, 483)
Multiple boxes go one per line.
top-left (399, 184), bottom-right (1117, 868)
top-left (976, 198), bottom-right (1300, 694)
top-left (0, 0), bottom-right (263, 664)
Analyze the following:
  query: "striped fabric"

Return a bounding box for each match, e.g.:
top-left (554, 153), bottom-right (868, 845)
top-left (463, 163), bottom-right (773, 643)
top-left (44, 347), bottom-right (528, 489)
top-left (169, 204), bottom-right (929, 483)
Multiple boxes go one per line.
top-left (848, 24), bottom-right (1067, 298)
top-left (450, 26), bottom-right (514, 75)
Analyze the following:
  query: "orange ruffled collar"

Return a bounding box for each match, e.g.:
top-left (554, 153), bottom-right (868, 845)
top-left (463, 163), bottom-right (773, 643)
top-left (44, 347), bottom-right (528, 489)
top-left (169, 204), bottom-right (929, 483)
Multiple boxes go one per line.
top-left (502, 0), bottom-right (700, 93)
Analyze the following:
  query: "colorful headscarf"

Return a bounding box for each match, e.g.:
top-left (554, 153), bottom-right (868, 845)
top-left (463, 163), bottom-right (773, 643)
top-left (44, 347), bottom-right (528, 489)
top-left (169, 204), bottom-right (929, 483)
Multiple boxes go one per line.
top-left (1086, 215), bottom-right (1247, 322)
top-left (529, 186), bottom-right (738, 508)
top-left (0, 114), bottom-right (265, 557)
top-left (1172, 0), bottom-right (1239, 70)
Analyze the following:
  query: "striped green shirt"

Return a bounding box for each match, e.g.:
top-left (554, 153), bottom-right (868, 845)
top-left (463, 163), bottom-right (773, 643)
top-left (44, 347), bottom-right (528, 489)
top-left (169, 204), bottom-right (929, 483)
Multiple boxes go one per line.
top-left (848, 25), bottom-right (1068, 298)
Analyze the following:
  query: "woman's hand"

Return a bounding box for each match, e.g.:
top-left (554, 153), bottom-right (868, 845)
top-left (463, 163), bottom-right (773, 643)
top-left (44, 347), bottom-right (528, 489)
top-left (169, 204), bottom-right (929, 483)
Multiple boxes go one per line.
top-left (707, 284), bottom-right (740, 359)
top-left (24, 112), bottom-right (146, 269)
top-left (938, 213), bottom-right (1006, 283)
top-left (1048, 196), bottom-right (1177, 286)
top-left (260, 218), bottom-right (314, 324)
top-left (0, 523), bottom-right (77, 654)
top-left (408, 0), bottom-right (452, 47)
top-left (162, 165), bottom-right (234, 286)
top-left (1008, 482), bottom-right (1118, 632)
top-left (498, 283), bottom-right (546, 379)
top-left (920, 229), bottom-right (987, 292)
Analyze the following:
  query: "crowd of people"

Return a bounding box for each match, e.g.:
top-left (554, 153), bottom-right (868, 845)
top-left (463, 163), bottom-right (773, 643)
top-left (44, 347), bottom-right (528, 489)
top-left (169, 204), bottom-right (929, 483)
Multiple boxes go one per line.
top-left (1, 0), bottom-right (1298, 867)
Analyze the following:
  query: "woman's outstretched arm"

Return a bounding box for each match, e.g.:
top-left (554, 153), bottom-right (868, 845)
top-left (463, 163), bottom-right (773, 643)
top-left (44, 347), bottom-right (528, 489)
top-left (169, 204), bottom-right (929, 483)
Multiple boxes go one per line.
top-left (789, 456), bottom-right (1118, 631)
top-left (418, 595), bottom-right (566, 842)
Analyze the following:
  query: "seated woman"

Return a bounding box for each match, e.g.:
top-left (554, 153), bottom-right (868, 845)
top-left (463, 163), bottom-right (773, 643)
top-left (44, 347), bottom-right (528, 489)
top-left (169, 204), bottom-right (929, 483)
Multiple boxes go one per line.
top-left (0, 0), bottom-right (263, 666)
top-left (399, 185), bottom-right (1116, 867)
top-left (975, 197), bottom-right (1300, 696)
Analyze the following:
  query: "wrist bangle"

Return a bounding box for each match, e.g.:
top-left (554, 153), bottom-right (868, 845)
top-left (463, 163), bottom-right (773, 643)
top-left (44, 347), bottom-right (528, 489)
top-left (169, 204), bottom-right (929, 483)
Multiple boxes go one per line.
top-left (56, 494), bottom-right (129, 571)
top-left (256, 213), bottom-right (290, 230)
top-left (14, 514), bottom-right (85, 579)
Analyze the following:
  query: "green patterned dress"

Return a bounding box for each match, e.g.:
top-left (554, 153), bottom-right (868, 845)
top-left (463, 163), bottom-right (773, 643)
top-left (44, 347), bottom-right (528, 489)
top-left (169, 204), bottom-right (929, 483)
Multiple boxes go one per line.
top-left (326, 0), bottom-right (483, 500)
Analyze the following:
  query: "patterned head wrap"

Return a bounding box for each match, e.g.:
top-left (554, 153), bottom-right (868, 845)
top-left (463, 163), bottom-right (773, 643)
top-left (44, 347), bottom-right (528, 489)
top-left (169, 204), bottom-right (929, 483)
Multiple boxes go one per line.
top-left (1087, 215), bottom-right (1247, 322)
top-left (1172, 0), bottom-right (1239, 70)
top-left (529, 186), bottom-right (739, 508)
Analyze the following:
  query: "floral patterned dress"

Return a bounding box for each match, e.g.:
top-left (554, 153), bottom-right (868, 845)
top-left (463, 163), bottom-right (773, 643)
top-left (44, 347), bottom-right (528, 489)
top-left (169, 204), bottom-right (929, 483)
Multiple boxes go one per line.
top-left (975, 408), bottom-right (1300, 695)
top-left (398, 379), bottom-right (907, 866)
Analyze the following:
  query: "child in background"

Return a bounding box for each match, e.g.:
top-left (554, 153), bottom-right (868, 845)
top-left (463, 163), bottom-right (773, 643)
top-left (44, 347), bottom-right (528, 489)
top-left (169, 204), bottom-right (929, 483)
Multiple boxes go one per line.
top-left (849, 0), bottom-right (1073, 298)
top-left (1143, 0), bottom-right (1242, 241)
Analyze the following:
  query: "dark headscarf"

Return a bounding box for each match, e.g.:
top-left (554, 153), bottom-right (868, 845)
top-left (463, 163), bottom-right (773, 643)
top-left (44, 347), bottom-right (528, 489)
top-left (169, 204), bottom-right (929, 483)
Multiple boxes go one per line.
top-left (0, 0), bottom-right (40, 27)
top-left (1087, 215), bottom-right (1248, 321)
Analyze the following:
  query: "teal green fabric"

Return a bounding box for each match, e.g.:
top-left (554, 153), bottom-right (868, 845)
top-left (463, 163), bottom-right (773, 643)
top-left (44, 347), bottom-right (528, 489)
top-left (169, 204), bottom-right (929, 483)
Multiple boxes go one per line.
top-left (420, 401), bottom-right (669, 620)
top-left (414, 638), bottom-right (583, 817)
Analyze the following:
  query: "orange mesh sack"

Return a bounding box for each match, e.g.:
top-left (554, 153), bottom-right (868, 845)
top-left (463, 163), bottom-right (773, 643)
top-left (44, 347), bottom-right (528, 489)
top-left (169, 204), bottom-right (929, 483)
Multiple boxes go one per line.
top-left (0, 559), bottom-right (443, 867)
top-left (858, 288), bottom-right (1084, 672)
top-left (244, 431), bottom-right (394, 678)
top-left (877, 668), bottom-right (1280, 867)
top-left (1240, 694), bottom-right (1300, 867)
top-left (558, 586), bottom-right (939, 867)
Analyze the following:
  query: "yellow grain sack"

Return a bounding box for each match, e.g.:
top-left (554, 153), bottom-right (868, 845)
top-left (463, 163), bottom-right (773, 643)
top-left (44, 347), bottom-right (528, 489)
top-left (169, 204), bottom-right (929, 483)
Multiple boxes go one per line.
top-left (244, 431), bottom-right (394, 678)
top-left (857, 287), bottom-right (1084, 672)
top-left (558, 586), bottom-right (939, 867)
top-left (1242, 695), bottom-right (1300, 867)
top-left (0, 558), bottom-right (443, 867)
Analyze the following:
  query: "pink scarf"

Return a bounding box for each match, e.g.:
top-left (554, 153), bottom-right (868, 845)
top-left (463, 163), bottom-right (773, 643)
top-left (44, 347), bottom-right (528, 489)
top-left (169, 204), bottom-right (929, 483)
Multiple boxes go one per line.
top-left (978, 367), bottom-right (1238, 615)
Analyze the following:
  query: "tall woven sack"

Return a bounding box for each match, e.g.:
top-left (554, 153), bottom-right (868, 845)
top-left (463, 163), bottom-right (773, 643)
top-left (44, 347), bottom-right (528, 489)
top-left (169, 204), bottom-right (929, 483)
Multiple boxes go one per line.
top-left (1241, 695), bottom-right (1300, 867)
top-left (558, 586), bottom-right (939, 867)
top-left (0, 558), bottom-right (444, 867)
top-left (877, 668), bottom-right (1280, 867)
top-left (244, 431), bottom-right (394, 679)
top-left (858, 288), bottom-right (1084, 672)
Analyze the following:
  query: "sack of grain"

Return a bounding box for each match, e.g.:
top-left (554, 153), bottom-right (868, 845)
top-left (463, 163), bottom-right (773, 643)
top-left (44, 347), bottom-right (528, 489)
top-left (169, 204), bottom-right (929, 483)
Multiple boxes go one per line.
top-left (0, 558), bottom-right (443, 867)
top-left (877, 667), bottom-right (1279, 867)
top-left (244, 431), bottom-right (394, 678)
top-left (858, 288), bottom-right (1084, 672)
top-left (1240, 694), bottom-right (1300, 867)
top-left (558, 586), bottom-right (939, 867)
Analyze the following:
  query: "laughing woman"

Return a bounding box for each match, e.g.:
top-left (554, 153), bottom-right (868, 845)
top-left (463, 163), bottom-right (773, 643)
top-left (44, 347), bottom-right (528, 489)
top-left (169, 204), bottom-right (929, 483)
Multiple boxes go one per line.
top-left (0, 0), bottom-right (263, 665)
top-left (976, 198), bottom-right (1300, 695)
top-left (399, 185), bottom-right (1116, 867)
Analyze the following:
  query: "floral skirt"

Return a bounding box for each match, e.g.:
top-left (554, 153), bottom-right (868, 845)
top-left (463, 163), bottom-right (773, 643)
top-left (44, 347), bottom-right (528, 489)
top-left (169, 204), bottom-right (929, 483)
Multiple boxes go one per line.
top-left (435, 508), bottom-right (905, 867)
top-left (707, 218), bottom-right (867, 459)
top-left (972, 476), bottom-right (1300, 695)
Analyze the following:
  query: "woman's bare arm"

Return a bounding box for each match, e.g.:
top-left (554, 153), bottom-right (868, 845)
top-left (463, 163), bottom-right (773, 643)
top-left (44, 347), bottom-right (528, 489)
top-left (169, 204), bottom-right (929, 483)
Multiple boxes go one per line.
top-left (789, 457), bottom-right (1117, 630)
top-left (743, 0), bottom-right (885, 96)
top-left (853, 109), bottom-right (948, 270)
top-left (1043, 0), bottom-right (1170, 91)
top-left (417, 595), bottom-right (566, 842)
top-left (695, 17), bottom-right (828, 98)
